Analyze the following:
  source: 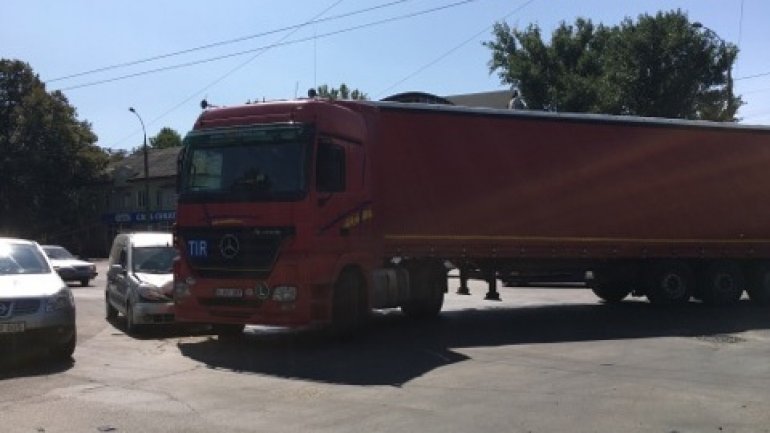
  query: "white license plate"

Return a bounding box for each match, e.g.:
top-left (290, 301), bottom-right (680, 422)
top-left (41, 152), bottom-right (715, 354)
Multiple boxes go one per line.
top-left (215, 288), bottom-right (243, 298)
top-left (0, 322), bottom-right (25, 333)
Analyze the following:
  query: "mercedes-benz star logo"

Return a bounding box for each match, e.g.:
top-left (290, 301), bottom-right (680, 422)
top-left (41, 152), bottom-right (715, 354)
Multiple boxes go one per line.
top-left (219, 234), bottom-right (240, 259)
top-left (255, 282), bottom-right (270, 300)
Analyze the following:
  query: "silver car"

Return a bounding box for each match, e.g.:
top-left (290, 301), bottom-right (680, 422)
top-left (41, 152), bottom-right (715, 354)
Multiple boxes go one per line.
top-left (105, 232), bottom-right (176, 334)
top-left (0, 238), bottom-right (77, 361)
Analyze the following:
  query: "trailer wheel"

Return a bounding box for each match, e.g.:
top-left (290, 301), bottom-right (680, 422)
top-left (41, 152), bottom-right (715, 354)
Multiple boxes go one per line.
top-left (590, 279), bottom-right (630, 303)
top-left (699, 262), bottom-right (744, 306)
top-left (645, 261), bottom-right (693, 305)
top-left (747, 263), bottom-right (770, 305)
top-left (401, 264), bottom-right (446, 319)
top-left (331, 269), bottom-right (367, 334)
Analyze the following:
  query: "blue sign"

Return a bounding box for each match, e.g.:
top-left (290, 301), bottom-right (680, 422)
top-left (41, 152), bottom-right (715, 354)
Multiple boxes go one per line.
top-left (102, 210), bottom-right (176, 224)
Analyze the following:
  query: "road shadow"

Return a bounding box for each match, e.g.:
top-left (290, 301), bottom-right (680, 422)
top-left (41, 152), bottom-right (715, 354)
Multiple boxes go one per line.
top-left (177, 299), bottom-right (770, 386)
top-left (0, 349), bottom-right (74, 380)
top-left (104, 315), bottom-right (211, 340)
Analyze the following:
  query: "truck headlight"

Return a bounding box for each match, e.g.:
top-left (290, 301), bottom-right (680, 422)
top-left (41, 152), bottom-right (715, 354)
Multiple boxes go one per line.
top-left (45, 288), bottom-right (75, 312)
top-left (272, 286), bottom-right (297, 302)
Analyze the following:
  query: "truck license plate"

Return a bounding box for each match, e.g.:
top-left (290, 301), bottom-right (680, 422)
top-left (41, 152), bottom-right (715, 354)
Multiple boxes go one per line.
top-left (215, 288), bottom-right (243, 298)
top-left (0, 322), bottom-right (25, 333)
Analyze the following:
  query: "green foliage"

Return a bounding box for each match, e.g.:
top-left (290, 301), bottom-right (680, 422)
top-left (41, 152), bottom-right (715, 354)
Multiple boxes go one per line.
top-left (0, 59), bottom-right (109, 240)
top-left (149, 127), bottom-right (182, 149)
top-left (316, 83), bottom-right (368, 100)
top-left (485, 10), bottom-right (742, 121)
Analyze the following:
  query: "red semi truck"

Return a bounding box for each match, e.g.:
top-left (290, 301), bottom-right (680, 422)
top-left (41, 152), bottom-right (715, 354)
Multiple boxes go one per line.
top-left (172, 98), bottom-right (770, 333)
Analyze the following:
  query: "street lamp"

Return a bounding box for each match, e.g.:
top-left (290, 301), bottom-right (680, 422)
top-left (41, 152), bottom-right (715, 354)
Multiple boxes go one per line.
top-left (692, 22), bottom-right (735, 116)
top-left (128, 107), bottom-right (151, 229)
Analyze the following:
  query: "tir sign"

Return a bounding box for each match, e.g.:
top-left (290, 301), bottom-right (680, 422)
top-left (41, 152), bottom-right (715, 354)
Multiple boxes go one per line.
top-left (187, 240), bottom-right (208, 258)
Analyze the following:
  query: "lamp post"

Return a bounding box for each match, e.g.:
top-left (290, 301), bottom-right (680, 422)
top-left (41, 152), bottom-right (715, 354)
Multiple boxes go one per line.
top-left (128, 107), bottom-right (151, 229)
top-left (692, 22), bottom-right (734, 116)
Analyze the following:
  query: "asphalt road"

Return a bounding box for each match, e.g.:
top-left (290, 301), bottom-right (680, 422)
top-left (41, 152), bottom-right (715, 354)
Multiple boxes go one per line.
top-left (1, 261), bottom-right (770, 432)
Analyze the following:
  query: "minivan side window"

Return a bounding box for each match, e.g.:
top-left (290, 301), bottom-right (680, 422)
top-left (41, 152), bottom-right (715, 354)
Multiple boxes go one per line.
top-left (118, 248), bottom-right (128, 268)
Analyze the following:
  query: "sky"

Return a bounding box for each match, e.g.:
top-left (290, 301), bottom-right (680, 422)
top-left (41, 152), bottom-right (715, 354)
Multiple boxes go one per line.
top-left (3, 0), bottom-right (769, 151)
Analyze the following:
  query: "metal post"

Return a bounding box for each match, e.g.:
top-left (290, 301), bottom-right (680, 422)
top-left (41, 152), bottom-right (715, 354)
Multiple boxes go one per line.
top-left (129, 107), bottom-right (151, 230)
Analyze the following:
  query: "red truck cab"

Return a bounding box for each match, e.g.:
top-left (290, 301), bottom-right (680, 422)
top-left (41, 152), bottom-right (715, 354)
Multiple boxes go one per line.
top-left (173, 100), bottom-right (378, 331)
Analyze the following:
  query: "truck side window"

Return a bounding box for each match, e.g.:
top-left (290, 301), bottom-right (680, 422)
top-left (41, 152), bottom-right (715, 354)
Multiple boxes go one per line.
top-left (317, 140), bottom-right (346, 193)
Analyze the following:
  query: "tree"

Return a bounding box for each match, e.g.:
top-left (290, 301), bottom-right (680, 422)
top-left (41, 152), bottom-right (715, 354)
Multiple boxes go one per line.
top-left (0, 59), bottom-right (109, 240)
top-left (149, 127), bottom-right (182, 149)
top-left (315, 83), bottom-right (368, 100)
top-left (485, 10), bottom-right (742, 121)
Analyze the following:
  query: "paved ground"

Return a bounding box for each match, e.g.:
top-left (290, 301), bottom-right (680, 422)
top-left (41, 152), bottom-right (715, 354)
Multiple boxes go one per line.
top-left (1, 261), bottom-right (770, 432)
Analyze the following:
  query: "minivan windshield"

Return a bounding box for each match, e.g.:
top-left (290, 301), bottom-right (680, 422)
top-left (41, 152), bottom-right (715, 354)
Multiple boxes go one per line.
top-left (132, 246), bottom-right (177, 274)
top-left (0, 242), bottom-right (51, 275)
top-left (180, 124), bottom-right (311, 202)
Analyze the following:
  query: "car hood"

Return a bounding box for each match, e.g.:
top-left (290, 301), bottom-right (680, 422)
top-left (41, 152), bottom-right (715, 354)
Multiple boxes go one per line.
top-left (0, 273), bottom-right (67, 298)
top-left (135, 272), bottom-right (173, 289)
top-left (50, 258), bottom-right (93, 268)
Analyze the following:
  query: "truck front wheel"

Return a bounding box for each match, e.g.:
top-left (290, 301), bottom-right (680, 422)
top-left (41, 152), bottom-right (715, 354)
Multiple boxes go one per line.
top-left (401, 264), bottom-right (446, 319)
top-left (331, 269), bottom-right (367, 334)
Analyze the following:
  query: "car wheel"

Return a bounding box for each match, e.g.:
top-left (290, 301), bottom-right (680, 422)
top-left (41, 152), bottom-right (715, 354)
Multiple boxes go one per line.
top-left (105, 292), bottom-right (118, 320)
top-left (80, 278), bottom-right (89, 287)
top-left (51, 328), bottom-right (77, 361)
top-left (125, 300), bottom-right (141, 335)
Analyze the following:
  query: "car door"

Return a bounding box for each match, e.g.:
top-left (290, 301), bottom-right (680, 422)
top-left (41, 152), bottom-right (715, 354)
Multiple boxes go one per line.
top-left (107, 242), bottom-right (130, 313)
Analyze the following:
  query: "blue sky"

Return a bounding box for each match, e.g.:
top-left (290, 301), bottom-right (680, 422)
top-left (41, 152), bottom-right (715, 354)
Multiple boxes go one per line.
top-left (3, 0), bottom-right (769, 151)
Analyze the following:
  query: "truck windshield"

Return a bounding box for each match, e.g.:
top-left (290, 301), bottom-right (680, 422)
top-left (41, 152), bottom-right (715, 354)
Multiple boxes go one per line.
top-left (180, 124), bottom-right (311, 202)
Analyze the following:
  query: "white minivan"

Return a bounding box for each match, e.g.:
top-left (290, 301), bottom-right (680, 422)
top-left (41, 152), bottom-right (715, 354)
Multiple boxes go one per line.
top-left (105, 232), bottom-right (176, 334)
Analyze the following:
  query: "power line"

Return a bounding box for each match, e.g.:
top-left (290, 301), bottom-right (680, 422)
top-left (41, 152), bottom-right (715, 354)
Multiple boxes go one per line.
top-left (57, 0), bottom-right (480, 92)
top-left (111, 0), bottom-right (345, 148)
top-left (376, 0), bottom-right (538, 97)
top-left (735, 71), bottom-right (770, 81)
top-left (47, 0), bottom-right (411, 83)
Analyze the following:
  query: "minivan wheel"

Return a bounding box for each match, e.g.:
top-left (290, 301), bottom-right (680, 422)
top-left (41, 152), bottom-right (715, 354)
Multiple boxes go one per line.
top-left (125, 300), bottom-right (141, 335)
top-left (105, 293), bottom-right (118, 320)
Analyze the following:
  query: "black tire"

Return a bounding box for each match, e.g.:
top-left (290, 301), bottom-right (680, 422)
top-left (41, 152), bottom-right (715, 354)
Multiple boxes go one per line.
top-left (125, 300), bottom-right (142, 335)
top-left (51, 328), bottom-right (77, 361)
top-left (699, 262), bottom-right (744, 306)
top-left (212, 324), bottom-right (245, 338)
top-left (105, 292), bottom-right (118, 320)
top-left (645, 261), bottom-right (694, 305)
top-left (331, 270), bottom-right (367, 335)
top-left (591, 282), bottom-right (630, 303)
top-left (747, 263), bottom-right (770, 305)
top-left (80, 279), bottom-right (89, 287)
top-left (401, 264), bottom-right (446, 319)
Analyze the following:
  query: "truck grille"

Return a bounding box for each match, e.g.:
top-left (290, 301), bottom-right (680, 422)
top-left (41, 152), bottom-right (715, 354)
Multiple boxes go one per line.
top-left (179, 226), bottom-right (294, 278)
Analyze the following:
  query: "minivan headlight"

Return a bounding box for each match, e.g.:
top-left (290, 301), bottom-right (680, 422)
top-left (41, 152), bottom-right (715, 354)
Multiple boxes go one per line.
top-left (137, 283), bottom-right (171, 301)
top-left (45, 288), bottom-right (75, 313)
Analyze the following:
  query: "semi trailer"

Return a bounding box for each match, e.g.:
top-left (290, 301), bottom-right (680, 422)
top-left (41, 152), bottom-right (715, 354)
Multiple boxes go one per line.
top-left (172, 98), bottom-right (770, 333)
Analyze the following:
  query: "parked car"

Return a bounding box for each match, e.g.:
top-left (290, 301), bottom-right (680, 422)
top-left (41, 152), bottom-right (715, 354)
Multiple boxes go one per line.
top-left (42, 245), bottom-right (98, 287)
top-left (0, 238), bottom-right (77, 361)
top-left (105, 232), bottom-right (176, 334)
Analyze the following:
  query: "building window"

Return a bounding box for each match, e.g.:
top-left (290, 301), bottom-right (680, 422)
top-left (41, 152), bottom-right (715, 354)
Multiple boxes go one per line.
top-left (156, 190), bottom-right (163, 208)
top-left (137, 190), bottom-right (148, 208)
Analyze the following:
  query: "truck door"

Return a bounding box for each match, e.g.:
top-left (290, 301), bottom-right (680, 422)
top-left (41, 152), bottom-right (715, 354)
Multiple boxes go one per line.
top-left (314, 136), bottom-right (368, 249)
